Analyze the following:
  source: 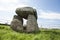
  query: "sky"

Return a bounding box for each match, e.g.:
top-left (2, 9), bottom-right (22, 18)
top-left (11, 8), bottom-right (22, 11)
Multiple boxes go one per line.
top-left (0, 0), bottom-right (60, 29)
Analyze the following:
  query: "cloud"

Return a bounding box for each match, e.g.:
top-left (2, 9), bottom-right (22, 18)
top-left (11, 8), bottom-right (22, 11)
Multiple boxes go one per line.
top-left (38, 10), bottom-right (60, 19)
top-left (0, 0), bottom-right (36, 24)
top-left (0, 0), bottom-right (32, 11)
top-left (0, 4), bottom-right (30, 11)
top-left (0, 16), bottom-right (12, 24)
top-left (0, 0), bottom-right (18, 3)
top-left (0, 0), bottom-right (19, 11)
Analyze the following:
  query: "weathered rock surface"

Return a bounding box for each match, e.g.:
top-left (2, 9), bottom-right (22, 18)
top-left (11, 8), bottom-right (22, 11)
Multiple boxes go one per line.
top-left (11, 7), bottom-right (39, 33)
top-left (10, 15), bottom-right (23, 32)
top-left (15, 7), bottom-right (37, 19)
top-left (27, 15), bottom-right (39, 32)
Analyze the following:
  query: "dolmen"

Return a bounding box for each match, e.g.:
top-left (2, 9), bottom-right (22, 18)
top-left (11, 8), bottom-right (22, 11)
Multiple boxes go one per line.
top-left (10, 7), bottom-right (39, 33)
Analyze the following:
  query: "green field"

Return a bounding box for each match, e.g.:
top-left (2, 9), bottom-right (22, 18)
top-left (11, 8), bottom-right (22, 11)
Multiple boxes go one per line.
top-left (0, 25), bottom-right (60, 40)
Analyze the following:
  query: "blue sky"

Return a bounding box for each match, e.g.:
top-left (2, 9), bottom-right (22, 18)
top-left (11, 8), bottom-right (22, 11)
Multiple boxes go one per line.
top-left (0, 0), bottom-right (60, 28)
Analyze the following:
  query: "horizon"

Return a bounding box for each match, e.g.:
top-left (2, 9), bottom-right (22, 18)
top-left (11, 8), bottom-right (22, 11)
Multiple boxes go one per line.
top-left (0, 0), bottom-right (60, 28)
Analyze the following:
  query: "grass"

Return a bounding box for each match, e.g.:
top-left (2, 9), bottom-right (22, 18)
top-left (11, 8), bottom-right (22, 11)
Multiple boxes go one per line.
top-left (0, 25), bottom-right (60, 40)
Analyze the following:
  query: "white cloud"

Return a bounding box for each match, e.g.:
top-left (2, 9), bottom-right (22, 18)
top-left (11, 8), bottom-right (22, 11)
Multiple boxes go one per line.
top-left (38, 10), bottom-right (60, 19)
top-left (0, 0), bottom-right (19, 11)
top-left (0, 0), bottom-right (32, 11)
top-left (0, 0), bottom-right (36, 24)
top-left (0, 4), bottom-right (30, 11)
top-left (0, 0), bottom-right (18, 3)
top-left (23, 18), bottom-right (27, 26)
top-left (0, 16), bottom-right (12, 24)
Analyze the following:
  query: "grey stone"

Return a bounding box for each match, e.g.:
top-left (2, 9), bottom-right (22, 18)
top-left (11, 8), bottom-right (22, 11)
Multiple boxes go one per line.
top-left (11, 7), bottom-right (39, 33)
top-left (15, 7), bottom-right (37, 19)
top-left (26, 15), bottom-right (39, 32)
top-left (23, 25), bottom-right (27, 32)
top-left (10, 15), bottom-right (23, 32)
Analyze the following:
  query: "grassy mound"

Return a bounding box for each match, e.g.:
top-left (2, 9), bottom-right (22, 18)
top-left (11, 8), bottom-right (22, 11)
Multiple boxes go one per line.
top-left (0, 25), bottom-right (60, 40)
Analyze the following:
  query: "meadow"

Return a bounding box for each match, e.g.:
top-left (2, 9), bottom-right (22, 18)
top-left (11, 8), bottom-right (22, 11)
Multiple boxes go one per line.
top-left (0, 25), bottom-right (60, 40)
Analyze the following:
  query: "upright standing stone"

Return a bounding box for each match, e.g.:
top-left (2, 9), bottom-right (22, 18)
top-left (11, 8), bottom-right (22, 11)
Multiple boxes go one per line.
top-left (27, 15), bottom-right (39, 32)
top-left (10, 15), bottom-right (23, 32)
